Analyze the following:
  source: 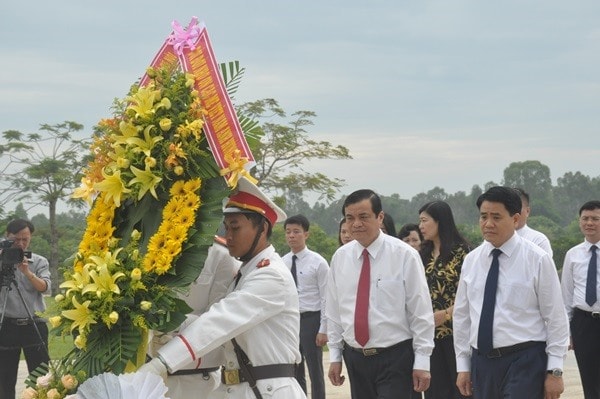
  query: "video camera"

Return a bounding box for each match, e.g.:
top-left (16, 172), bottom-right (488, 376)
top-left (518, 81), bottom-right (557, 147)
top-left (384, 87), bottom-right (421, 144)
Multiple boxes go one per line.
top-left (0, 239), bottom-right (32, 266)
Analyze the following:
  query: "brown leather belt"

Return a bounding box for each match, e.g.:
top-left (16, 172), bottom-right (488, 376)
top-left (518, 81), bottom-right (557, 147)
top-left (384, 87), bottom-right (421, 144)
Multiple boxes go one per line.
top-left (344, 339), bottom-right (410, 356)
top-left (221, 364), bottom-right (296, 385)
top-left (475, 341), bottom-right (544, 358)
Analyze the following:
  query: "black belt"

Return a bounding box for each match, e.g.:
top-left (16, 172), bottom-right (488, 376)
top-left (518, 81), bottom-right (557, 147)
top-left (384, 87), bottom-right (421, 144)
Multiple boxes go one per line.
top-left (344, 339), bottom-right (410, 356)
top-left (475, 341), bottom-right (544, 358)
top-left (221, 364), bottom-right (296, 385)
top-left (169, 366), bottom-right (220, 376)
top-left (575, 308), bottom-right (600, 319)
top-left (300, 311), bottom-right (320, 319)
top-left (4, 317), bottom-right (44, 326)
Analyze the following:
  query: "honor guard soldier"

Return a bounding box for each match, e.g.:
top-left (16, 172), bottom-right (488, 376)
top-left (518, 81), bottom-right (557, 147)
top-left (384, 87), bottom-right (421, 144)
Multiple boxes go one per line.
top-left (141, 177), bottom-right (305, 399)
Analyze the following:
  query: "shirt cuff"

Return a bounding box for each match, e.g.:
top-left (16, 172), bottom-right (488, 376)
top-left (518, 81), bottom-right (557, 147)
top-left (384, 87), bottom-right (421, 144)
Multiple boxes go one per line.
top-left (456, 356), bottom-right (471, 373)
top-left (158, 335), bottom-right (195, 372)
top-left (329, 347), bottom-right (343, 363)
top-left (547, 355), bottom-right (564, 371)
top-left (413, 353), bottom-right (430, 371)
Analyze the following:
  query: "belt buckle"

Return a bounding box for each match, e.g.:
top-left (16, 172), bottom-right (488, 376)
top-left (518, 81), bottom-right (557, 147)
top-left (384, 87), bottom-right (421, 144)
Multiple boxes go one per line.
top-left (223, 369), bottom-right (240, 385)
top-left (362, 348), bottom-right (378, 356)
top-left (486, 349), bottom-right (502, 358)
top-left (592, 312), bottom-right (600, 319)
top-left (16, 319), bottom-right (29, 326)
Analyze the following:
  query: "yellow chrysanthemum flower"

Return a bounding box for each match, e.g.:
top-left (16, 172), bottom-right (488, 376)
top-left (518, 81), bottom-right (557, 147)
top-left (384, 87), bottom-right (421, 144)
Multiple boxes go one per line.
top-left (169, 180), bottom-right (186, 197)
top-left (182, 193), bottom-right (201, 212)
top-left (184, 179), bottom-right (201, 194)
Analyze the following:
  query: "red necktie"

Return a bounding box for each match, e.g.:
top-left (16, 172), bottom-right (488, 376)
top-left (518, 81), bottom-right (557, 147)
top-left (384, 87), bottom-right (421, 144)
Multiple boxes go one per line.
top-left (354, 248), bottom-right (370, 347)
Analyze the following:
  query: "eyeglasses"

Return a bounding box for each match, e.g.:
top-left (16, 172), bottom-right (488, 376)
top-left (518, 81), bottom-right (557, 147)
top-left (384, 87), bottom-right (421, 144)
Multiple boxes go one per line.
top-left (580, 216), bottom-right (600, 223)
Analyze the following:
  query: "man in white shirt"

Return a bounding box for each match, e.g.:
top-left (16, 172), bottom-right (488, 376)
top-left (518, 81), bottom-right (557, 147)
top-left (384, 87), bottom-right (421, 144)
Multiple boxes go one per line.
top-left (326, 189), bottom-right (434, 398)
top-left (282, 215), bottom-right (328, 399)
top-left (560, 200), bottom-right (600, 399)
top-left (453, 186), bottom-right (568, 399)
top-left (141, 177), bottom-right (306, 399)
top-left (513, 188), bottom-right (553, 257)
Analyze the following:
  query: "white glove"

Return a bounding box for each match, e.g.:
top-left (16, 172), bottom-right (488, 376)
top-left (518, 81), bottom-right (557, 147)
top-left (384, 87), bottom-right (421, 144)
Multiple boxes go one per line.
top-left (149, 332), bottom-right (174, 357)
top-left (138, 357), bottom-right (168, 381)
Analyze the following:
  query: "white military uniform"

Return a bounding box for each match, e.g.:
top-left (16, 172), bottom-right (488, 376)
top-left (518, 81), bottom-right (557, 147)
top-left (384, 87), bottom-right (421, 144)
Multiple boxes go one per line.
top-left (155, 238), bottom-right (241, 399)
top-left (158, 245), bottom-right (305, 399)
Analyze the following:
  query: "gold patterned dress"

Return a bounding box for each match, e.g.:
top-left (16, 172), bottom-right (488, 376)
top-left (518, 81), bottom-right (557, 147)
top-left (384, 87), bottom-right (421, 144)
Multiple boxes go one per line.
top-left (425, 245), bottom-right (468, 338)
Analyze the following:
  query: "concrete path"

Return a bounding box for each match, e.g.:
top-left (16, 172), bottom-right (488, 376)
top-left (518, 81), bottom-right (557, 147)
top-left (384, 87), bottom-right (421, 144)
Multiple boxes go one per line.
top-left (15, 351), bottom-right (584, 398)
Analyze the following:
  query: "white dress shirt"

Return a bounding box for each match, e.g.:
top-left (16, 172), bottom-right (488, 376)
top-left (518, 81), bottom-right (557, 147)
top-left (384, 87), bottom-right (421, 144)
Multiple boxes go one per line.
top-left (517, 224), bottom-right (553, 257)
top-left (453, 233), bottom-right (569, 373)
top-left (561, 239), bottom-right (600, 319)
top-left (326, 231), bottom-right (434, 370)
top-left (283, 247), bottom-right (329, 334)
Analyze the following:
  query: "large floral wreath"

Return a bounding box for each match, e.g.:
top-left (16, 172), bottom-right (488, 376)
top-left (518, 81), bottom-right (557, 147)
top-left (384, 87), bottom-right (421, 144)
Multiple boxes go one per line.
top-left (30, 63), bottom-right (251, 396)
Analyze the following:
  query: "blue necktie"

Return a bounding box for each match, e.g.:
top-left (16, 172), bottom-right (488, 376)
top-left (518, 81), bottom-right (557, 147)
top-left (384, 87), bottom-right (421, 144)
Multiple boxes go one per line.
top-left (586, 245), bottom-right (598, 306)
top-left (478, 248), bottom-right (502, 354)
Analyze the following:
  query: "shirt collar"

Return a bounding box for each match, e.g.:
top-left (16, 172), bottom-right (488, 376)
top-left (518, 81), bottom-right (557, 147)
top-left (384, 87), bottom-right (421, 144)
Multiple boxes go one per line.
top-left (356, 230), bottom-right (384, 260)
top-left (292, 246), bottom-right (309, 260)
top-left (483, 231), bottom-right (520, 258)
top-left (584, 240), bottom-right (600, 249)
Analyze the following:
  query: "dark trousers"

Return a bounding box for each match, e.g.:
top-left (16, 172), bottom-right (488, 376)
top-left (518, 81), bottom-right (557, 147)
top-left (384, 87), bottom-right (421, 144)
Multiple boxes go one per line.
top-left (0, 321), bottom-right (49, 399)
top-left (471, 342), bottom-right (546, 399)
top-left (572, 309), bottom-right (600, 399)
top-left (294, 311), bottom-right (326, 399)
top-left (425, 335), bottom-right (467, 399)
top-left (343, 339), bottom-right (414, 399)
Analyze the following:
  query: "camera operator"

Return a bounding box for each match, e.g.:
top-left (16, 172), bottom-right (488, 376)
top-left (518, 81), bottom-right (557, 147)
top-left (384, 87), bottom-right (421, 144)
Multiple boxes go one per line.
top-left (0, 219), bottom-right (51, 399)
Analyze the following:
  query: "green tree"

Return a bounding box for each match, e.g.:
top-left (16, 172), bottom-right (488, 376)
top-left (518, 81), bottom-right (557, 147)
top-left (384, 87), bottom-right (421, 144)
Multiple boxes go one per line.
top-left (554, 172), bottom-right (598, 225)
top-left (502, 160), bottom-right (552, 197)
top-left (237, 98), bottom-right (352, 204)
top-left (1, 122), bottom-right (91, 293)
top-left (271, 222), bottom-right (339, 262)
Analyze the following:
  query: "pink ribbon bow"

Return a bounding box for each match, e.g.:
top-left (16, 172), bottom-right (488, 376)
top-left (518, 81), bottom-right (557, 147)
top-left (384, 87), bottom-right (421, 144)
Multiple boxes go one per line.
top-left (168, 17), bottom-right (201, 56)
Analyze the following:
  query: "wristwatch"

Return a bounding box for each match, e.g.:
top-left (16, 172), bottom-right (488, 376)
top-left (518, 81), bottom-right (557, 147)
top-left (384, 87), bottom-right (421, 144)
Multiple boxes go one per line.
top-left (547, 368), bottom-right (563, 377)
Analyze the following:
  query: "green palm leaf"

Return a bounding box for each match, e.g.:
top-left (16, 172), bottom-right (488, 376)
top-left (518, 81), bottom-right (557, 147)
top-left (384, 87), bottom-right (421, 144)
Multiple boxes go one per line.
top-left (220, 61), bottom-right (245, 99)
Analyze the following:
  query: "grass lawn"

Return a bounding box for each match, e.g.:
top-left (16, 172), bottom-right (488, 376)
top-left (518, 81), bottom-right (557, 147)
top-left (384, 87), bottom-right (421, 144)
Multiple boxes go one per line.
top-left (44, 296), bottom-right (74, 359)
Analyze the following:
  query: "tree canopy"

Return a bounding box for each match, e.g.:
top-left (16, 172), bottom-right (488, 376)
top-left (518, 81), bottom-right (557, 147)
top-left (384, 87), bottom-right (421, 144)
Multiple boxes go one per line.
top-left (237, 98), bottom-right (352, 205)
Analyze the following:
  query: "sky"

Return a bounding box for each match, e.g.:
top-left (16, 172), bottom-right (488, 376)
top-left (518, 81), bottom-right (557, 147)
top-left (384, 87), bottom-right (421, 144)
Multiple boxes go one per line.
top-left (1, 1), bottom-right (599, 207)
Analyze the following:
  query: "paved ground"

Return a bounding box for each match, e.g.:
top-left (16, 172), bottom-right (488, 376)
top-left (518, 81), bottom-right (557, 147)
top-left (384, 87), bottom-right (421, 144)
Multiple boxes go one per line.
top-left (15, 351), bottom-right (583, 398)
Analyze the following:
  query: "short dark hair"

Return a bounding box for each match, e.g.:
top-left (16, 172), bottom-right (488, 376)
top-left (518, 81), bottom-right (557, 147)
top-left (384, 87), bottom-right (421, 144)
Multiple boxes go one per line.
top-left (343, 189), bottom-right (382, 217)
top-left (284, 214), bottom-right (310, 231)
top-left (244, 213), bottom-right (273, 238)
top-left (398, 223), bottom-right (422, 241)
top-left (6, 219), bottom-right (35, 235)
top-left (476, 186), bottom-right (522, 216)
top-left (512, 187), bottom-right (530, 205)
top-left (579, 200), bottom-right (600, 215)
